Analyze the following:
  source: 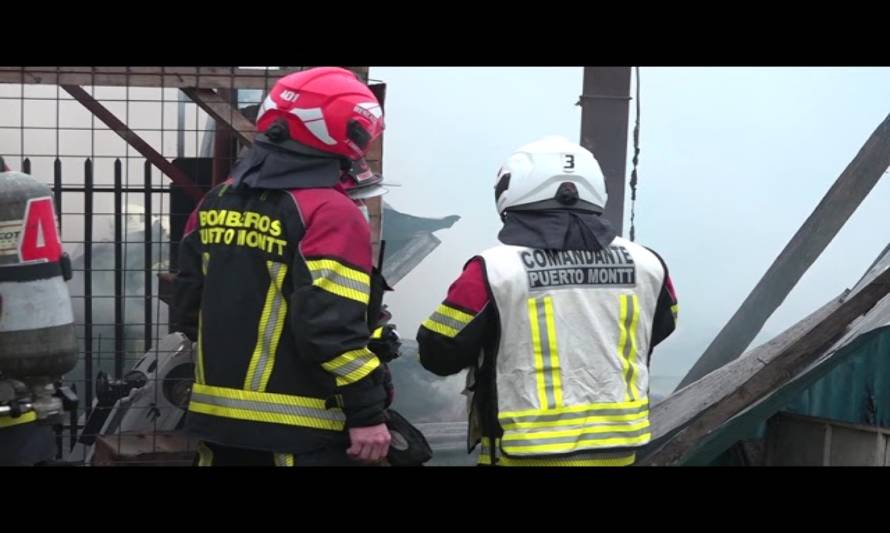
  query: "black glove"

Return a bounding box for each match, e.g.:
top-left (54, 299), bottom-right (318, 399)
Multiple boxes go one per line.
top-left (381, 363), bottom-right (394, 408)
top-left (368, 324), bottom-right (401, 363)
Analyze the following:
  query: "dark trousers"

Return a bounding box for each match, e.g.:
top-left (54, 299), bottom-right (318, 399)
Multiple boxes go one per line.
top-left (195, 441), bottom-right (362, 467)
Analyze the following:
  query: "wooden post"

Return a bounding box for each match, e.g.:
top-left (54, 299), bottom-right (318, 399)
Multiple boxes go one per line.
top-left (678, 113), bottom-right (890, 390)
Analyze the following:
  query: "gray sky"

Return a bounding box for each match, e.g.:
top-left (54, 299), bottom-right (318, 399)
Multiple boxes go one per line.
top-left (372, 66), bottom-right (890, 385)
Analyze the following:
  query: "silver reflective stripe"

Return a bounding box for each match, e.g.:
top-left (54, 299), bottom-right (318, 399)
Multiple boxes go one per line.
top-left (328, 350), bottom-right (377, 379)
top-left (190, 392), bottom-right (345, 423)
top-left (248, 262), bottom-right (286, 391)
top-left (481, 438), bottom-right (637, 465)
top-left (501, 404), bottom-right (649, 425)
top-left (428, 311), bottom-right (468, 332)
top-left (309, 268), bottom-right (370, 294)
top-left (503, 425), bottom-right (650, 448)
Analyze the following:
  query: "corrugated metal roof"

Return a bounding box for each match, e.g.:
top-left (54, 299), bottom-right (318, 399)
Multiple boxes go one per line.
top-left (679, 244), bottom-right (890, 465)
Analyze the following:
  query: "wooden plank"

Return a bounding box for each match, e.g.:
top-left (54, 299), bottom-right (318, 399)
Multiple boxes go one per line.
top-left (678, 113), bottom-right (890, 390)
top-left (180, 87), bottom-right (256, 146)
top-left (0, 67), bottom-right (368, 90)
top-left (766, 412), bottom-right (890, 466)
top-left (646, 292), bottom-right (845, 443)
top-left (640, 264), bottom-right (890, 466)
top-left (92, 431), bottom-right (197, 466)
top-left (763, 412), bottom-right (829, 466)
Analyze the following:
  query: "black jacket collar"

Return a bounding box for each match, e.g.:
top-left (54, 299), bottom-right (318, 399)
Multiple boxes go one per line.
top-left (498, 209), bottom-right (617, 251)
top-left (231, 139), bottom-right (342, 190)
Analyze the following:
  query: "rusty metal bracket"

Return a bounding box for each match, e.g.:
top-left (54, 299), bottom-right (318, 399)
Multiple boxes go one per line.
top-left (61, 85), bottom-right (205, 201)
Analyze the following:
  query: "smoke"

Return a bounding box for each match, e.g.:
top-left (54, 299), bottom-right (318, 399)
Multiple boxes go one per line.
top-left (65, 206), bottom-right (170, 384)
top-left (388, 340), bottom-right (467, 423)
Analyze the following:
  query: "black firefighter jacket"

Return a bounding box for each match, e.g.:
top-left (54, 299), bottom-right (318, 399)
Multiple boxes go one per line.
top-left (173, 178), bottom-right (388, 454)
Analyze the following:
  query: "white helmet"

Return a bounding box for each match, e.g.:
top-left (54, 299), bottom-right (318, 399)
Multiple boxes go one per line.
top-left (494, 136), bottom-right (607, 217)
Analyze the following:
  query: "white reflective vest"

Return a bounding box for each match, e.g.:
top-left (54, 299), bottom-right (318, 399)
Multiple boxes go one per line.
top-left (478, 236), bottom-right (666, 457)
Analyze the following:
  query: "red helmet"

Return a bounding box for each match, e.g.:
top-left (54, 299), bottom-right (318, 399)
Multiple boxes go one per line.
top-left (255, 67), bottom-right (384, 162)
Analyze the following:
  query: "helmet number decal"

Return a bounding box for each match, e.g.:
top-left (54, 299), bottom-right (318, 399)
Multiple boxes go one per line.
top-left (279, 90), bottom-right (299, 102)
top-left (563, 154), bottom-right (575, 173)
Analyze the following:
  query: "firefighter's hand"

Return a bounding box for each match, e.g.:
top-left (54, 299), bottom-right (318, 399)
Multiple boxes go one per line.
top-left (347, 423), bottom-right (391, 464)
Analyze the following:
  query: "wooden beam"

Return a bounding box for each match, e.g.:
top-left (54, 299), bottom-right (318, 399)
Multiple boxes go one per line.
top-left (0, 66), bottom-right (369, 90)
top-left (678, 113), bottom-right (890, 390)
top-left (62, 85), bottom-right (205, 201)
top-left (92, 431), bottom-right (198, 467)
top-left (579, 67), bottom-right (632, 236)
top-left (367, 83), bottom-right (386, 267)
top-left (180, 87), bottom-right (256, 146)
top-left (640, 264), bottom-right (890, 466)
top-left (645, 292), bottom-right (844, 444)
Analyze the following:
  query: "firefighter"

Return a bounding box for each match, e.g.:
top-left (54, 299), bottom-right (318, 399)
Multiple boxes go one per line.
top-left (416, 136), bottom-right (679, 466)
top-left (174, 67), bottom-right (392, 466)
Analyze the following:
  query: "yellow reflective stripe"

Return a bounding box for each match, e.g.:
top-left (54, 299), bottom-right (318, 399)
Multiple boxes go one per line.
top-left (195, 253), bottom-right (210, 385)
top-left (421, 303), bottom-right (476, 339)
top-left (322, 348), bottom-right (381, 386)
top-left (260, 264), bottom-right (288, 390)
top-left (197, 441), bottom-right (214, 466)
top-left (305, 259), bottom-right (370, 285)
top-left (436, 304), bottom-right (474, 324)
top-left (671, 304), bottom-right (679, 323)
top-left (528, 298), bottom-right (549, 410)
top-left (335, 358), bottom-right (380, 386)
top-left (478, 437), bottom-right (636, 466)
top-left (243, 265), bottom-right (279, 389)
top-left (421, 318), bottom-right (459, 338)
top-left (305, 259), bottom-right (370, 304)
top-left (499, 399), bottom-right (648, 418)
top-left (313, 277), bottom-right (370, 304)
top-left (0, 411), bottom-right (38, 428)
top-left (500, 411), bottom-right (649, 430)
top-left (502, 420), bottom-right (650, 441)
top-left (504, 433), bottom-right (652, 454)
top-left (371, 326), bottom-right (384, 339)
top-left (484, 453), bottom-right (636, 467)
top-left (617, 295), bottom-right (631, 400)
top-left (189, 401), bottom-right (344, 431)
top-left (323, 347), bottom-right (373, 371)
top-left (196, 310), bottom-right (206, 385)
top-left (627, 295), bottom-right (641, 401)
top-left (244, 262), bottom-right (289, 392)
top-left (274, 453), bottom-right (295, 467)
top-left (543, 297), bottom-right (563, 408)
top-left (192, 383), bottom-right (328, 409)
top-left (189, 383), bottom-right (345, 431)
top-left (617, 295), bottom-right (641, 402)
